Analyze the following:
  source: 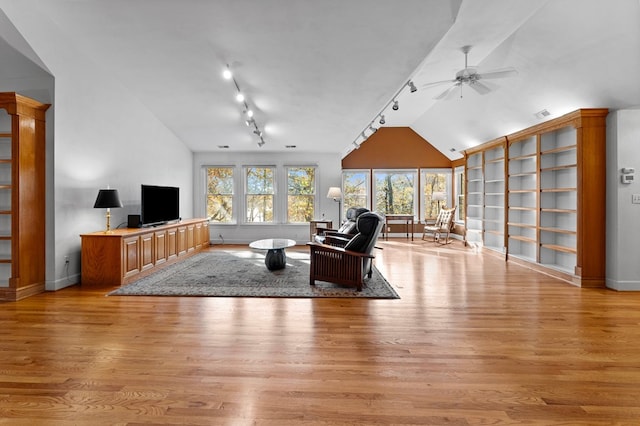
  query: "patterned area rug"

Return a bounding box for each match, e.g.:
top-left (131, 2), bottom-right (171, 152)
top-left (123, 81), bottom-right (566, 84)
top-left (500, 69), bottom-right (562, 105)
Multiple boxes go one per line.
top-left (108, 250), bottom-right (399, 299)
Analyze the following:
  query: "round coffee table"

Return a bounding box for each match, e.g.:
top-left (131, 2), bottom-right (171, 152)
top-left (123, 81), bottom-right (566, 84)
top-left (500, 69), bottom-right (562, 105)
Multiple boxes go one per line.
top-left (249, 238), bottom-right (296, 271)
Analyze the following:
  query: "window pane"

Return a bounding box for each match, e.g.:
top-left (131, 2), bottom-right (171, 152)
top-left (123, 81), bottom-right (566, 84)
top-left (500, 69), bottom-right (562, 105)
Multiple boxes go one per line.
top-left (288, 195), bottom-right (314, 222)
top-left (422, 171), bottom-right (448, 219)
top-left (287, 167), bottom-right (315, 222)
top-left (246, 167), bottom-right (275, 223)
top-left (246, 167), bottom-right (274, 194)
top-left (374, 170), bottom-right (415, 215)
top-left (246, 195), bottom-right (273, 222)
top-left (343, 170), bottom-right (369, 211)
top-left (455, 166), bottom-right (465, 222)
top-left (206, 167), bottom-right (234, 223)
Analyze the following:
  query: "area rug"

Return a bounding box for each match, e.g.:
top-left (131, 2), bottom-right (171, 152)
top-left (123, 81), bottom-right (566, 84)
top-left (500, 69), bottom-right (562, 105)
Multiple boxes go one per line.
top-left (108, 250), bottom-right (400, 299)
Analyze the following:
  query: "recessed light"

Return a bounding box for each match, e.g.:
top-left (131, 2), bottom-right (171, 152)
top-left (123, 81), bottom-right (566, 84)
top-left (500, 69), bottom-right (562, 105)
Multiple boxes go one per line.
top-left (450, 147), bottom-right (456, 152)
top-left (285, 145), bottom-right (296, 149)
top-left (217, 145), bottom-right (229, 149)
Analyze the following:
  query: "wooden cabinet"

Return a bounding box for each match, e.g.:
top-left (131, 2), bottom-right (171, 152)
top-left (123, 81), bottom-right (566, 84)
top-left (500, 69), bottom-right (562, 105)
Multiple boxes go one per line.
top-left (464, 109), bottom-right (607, 287)
top-left (80, 218), bottom-right (210, 287)
top-left (0, 93), bottom-right (50, 301)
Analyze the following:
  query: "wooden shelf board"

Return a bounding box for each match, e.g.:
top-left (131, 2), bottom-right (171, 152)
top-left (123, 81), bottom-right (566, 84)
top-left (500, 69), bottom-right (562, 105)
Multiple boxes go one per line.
top-left (509, 206), bottom-right (536, 211)
top-left (508, 189), bottom-right (536, 193)
top-left (0, 159), bottom-right (11, 163)
top-left (0, 258), bottom-right (11, 263)
top-left (0, 133), bottom-right (11, 138)
top-left (540, 187), bottom-right (576, 193)
top-left (508, 171), bottom-right (537, 177)
top-left (507, 222), bottom-right (536, 229)
top-left (540, 243), bottom-right (576, 254)
top-left (509, 153), bottom-right (536, 161)
top-left (0, 210), bottom-right (11, 215)
top-left (539, 227), bottom-right (576, 235)
top-left (486, 157), bottom-right (505, 163)
top-left (484, 180), bottom-right (504, 184)
top-left (485, 230), bottom-right (503, 236)
top-left (508, 235), bottom-right (536, 244)
top-left (540, 164), bottom-right (577, 172)
top-left (0, 235), bottom-right (11, 240)
top-left (540, 208), bottom-right (576, 214)
top-left (467, 178), bottom-right (483, 182)
top-left (467, 165), bottom-right (482, 170)
top-left (541, 144), bottom-right (577, 155)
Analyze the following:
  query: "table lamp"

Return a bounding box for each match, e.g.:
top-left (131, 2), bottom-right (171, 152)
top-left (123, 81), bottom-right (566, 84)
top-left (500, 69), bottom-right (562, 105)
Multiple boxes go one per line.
top-left (327, 186), bottom-right (342, 224)
top-left (94, 188), bottom-right (123, 233)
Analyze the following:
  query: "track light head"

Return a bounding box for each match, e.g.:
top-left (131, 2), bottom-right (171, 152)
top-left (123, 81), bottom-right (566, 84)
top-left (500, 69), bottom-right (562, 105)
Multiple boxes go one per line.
top-left (408, 81), bottom-right (417, 93)
top-left (253, 129), bottom-right (263, 137)
top-left (392, 100), bottom-right (399, 111)
top-left (352, 141), bottom-right (360, 149)
top-left (368, 124), bottom-right (377, 134)
top-left (235, 93), bottom-right (245, 102)
top-left (223, 67), bottom-right (232, 80)
top-left (245, 117), bottom-right (255, 127)
top-left (257, 138), bottom-right (265, 147)
top-left (379, 115), bottom-right (385, 125)
top-left (245, 109), bottom-right (254, 118)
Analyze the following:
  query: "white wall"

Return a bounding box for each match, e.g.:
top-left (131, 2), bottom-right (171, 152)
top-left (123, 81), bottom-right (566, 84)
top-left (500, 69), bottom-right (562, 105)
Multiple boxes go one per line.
top-left (606, 109), bottom-right (640, 290)
top-left (0, 4), bottom-right (194, 290)
top-left (194, 151), bottom-right (343, 244)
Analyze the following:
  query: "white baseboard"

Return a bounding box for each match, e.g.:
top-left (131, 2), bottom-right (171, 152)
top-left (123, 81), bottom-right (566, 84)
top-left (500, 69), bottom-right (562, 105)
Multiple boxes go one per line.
top-left (606, 278), bottom-right (640, 291)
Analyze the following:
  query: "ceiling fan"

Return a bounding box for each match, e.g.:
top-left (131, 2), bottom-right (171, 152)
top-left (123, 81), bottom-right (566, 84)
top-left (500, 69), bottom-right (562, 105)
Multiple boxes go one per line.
top-left (423, 45), bottom-right (518, 100)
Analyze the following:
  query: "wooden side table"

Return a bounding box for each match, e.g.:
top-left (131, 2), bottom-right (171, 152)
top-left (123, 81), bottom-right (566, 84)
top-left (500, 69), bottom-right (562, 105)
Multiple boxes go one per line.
top-left (309, 220), bottom-right (333, 241)
top-left (384, 214), bottom-right (414, 241)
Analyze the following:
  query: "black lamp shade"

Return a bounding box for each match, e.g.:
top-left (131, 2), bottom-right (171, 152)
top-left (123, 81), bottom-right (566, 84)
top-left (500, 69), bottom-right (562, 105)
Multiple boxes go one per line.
top-left (94, 189), bottom-right (123, 209)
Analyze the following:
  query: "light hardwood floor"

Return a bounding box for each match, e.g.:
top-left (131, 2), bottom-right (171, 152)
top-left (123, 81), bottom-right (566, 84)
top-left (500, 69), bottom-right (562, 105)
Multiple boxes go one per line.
top-left (2, 240), bottom-right (640, 425)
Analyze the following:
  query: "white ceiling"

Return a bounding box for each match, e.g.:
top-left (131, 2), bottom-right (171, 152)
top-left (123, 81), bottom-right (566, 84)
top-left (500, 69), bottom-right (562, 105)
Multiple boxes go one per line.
top-left (1, 0), bottom-right (639, 159)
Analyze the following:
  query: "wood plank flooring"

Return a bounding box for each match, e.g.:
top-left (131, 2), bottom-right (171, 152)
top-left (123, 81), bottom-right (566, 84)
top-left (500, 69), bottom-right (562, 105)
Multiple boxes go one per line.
top-left (2, 240), bottom-right (640, 425)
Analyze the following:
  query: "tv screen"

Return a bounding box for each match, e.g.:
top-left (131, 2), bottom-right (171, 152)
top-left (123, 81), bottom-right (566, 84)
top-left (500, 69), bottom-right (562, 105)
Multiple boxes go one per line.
top-left (141, 184), bottom-right (180, 226)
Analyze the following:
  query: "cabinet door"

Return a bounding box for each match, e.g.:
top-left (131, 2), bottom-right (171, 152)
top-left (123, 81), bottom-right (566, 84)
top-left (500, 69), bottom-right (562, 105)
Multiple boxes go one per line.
top-left (123, 236), bottom-right (140, 279)
top-left (167, 228), bottom-right (178, 260)
top-left (155, 230), bottom-right (167, 265)
top-left (186, 224), bottom-right (195, 252)
top-left (177, 226), bottom-right (187, 256)
top-left (140, 232), bottom-right (154, 272)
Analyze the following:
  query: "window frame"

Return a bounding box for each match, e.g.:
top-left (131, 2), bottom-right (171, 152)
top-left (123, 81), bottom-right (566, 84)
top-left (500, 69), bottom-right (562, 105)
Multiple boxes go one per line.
top-left (204, 165), bottom-right (236, 224)
top-left (285, 165), bottom-right (318, 224)
top-left (419, 168), bottom-right (452, 220)
top-left (244, 165), bottom-right (276, 224)
top-left (372, 168), bottom-right (418, 218)
top-left (341, 169), bottom-right (371, 218)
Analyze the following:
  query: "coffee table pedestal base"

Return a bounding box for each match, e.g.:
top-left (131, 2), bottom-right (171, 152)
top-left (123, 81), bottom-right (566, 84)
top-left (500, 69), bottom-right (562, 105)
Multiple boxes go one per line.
top-left (265, 249), bottom-right (286, 271)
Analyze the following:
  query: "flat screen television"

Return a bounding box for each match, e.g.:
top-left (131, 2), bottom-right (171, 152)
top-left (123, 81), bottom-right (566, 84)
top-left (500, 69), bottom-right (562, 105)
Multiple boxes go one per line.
top-left (141, 184), bottom-right (180, 226)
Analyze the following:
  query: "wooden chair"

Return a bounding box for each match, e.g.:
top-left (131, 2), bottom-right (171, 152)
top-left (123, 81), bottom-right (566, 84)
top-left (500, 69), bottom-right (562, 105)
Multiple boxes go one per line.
top-left (308, 212), bottom-right (384, 291)
top-left (422, 206), bottom-right (456, 244)
top-left (313, 207), bottom-right (369, 243)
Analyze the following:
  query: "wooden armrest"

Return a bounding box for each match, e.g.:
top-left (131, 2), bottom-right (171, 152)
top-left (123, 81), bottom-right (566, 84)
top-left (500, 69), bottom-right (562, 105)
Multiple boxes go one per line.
top-left (324, 235), bottom-right (350, 247)
top-left (307, 242), bottom-right (375, 259)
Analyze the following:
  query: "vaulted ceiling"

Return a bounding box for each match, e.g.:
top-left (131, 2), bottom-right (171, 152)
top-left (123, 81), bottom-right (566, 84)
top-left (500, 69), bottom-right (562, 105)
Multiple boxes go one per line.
top-left (0, 0), bottom-right (638, 159)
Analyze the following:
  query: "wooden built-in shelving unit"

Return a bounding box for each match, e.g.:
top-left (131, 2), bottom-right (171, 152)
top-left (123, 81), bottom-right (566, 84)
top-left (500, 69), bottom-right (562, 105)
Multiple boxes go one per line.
top-left (0, 93), bottom-right (49, 301)
top-left (463, 109), bottom-right (607, 287)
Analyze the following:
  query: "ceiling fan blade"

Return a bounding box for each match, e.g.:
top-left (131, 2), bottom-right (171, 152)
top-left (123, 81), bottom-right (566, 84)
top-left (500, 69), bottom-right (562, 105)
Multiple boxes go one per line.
top-left (478, 67), bottom-right (518, 80)
top-left (468, 80), bottom-right (492, 95)
top-left (434, 84), bottom-right (460, 100)
top-left (421, 78), bottom-right (456, 88)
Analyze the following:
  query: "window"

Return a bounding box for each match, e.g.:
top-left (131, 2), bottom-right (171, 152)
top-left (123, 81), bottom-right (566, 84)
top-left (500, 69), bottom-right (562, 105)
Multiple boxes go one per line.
top-left (420, 169), bottom-right (451, 219)
top-left (287, 166), bottom-right (316, 223)
top-left (454, 165), bottom-right (465, 222)
top-left (245, 166), bottom-right (275, 223)
top-left (206, 166), bottom-right (234, 223)
top-left (342, 170), bottom-right (370, 216)
top-left (373, 169), bottom-right (417, 216)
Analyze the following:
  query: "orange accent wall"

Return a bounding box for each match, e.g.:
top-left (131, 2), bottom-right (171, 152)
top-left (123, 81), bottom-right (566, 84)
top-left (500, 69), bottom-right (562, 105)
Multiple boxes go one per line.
top-left (342, 127), bottom-right (452, 169)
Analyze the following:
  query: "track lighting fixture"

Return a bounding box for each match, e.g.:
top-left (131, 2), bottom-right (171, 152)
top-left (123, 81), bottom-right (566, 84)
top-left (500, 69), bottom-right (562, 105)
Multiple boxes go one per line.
top-left (224, 64), bottom-right (266, 147)
top-left (353, 141), bottom-right (360, 149)
top-left (349, 78), bottom-right (416, 152)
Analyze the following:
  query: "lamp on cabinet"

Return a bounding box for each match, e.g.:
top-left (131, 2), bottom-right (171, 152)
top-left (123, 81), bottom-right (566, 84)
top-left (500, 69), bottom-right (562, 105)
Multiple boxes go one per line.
top-left (327, 187), bottom-right (342, 225)
top-left (94, 188), bottom-right (123, 234)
